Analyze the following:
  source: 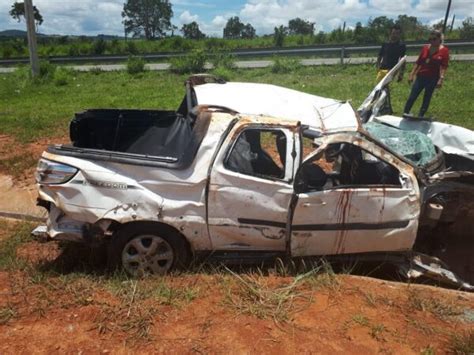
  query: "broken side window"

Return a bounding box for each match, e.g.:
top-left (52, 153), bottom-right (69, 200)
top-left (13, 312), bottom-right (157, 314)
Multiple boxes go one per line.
top-left (225, 128), bottom-right (287, 180)
top-left (298, 143), bottom-right (402, 191)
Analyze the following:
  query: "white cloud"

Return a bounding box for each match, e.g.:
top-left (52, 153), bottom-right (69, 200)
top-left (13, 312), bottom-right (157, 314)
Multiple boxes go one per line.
top-left (211, 15), bottom-right (227, 27)
top-left (416, 0), bottom-right (451, 14)
top-left (1, 0), bottom-right (474, 37)
top-left (369, 0), bottom-right (412, 13)
top-left (328, 18), bottom-right (344, 30)
top-left (179, 10), bottom-right (199, 24)
top-left (239, 0), bottom-right (369, 34)
top-left (0, 0), bottom-right (124, 36)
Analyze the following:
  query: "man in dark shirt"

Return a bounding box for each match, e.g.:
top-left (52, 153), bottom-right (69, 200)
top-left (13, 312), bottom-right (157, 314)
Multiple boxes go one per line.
top-left (376, 24), bottom-right (406, 82)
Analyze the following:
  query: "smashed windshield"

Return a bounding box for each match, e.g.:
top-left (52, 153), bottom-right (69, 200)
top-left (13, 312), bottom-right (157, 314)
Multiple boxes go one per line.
top-left (364, 122), bottom-right (437, 167)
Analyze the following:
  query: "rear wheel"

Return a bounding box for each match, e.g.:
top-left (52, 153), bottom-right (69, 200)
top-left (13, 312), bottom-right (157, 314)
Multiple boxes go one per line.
top-left (108, 223), bottom-right (190, 276)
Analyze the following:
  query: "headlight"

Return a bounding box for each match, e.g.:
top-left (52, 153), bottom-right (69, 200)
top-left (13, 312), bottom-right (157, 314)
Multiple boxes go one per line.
top-left (35, 159), bottom-right (78, 184)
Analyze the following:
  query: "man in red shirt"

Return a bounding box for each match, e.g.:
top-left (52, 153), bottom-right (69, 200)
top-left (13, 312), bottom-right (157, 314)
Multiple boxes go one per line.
top-left (403, 30), bottom-right (449, 118)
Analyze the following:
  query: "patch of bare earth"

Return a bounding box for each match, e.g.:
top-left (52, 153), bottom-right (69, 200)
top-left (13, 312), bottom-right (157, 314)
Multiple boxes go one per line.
top-left (0, 236), bottom-right (473, 354)
top-left (0, 134), bottom-right (68, 187)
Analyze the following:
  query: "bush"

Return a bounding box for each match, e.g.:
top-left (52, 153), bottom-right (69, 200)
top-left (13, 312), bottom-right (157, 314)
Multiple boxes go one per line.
top-left (53, 67), bottom-right (71, 86)
top-left (2, 46), bottom-right (13, 59)
top-left (205, 38), bottom-right (228, 51)
top-left (12, 61), bottom-right (57, 85)
top-left (168, 36), bottom-right (193, 51)
top-left (38, 60), bottom-right (57, 81)
top-left (12, 65), bottom-right (31, 87)
top-left (92, 38), bottom-right (107, 55)
top-left (211, 66), bottom-right (234, 81)
top-left (273, 26), bottom-right (286, 47)
top-left (125, 41), bottom-right (138, 55)
top-left (67, 44), bottom-right (80, 57)
top-left (271, 57), bottom-right (302, 73)
top-left (90, 66), bottom-right (103, 75)
top-left (126, 56), bottom-right (146, 74)
top-left (170, 50), bottom-right (208, 74)
top-left (110, 39), bottom-right (122, 54)
top-left (210, 51), bottom-right (236, 70)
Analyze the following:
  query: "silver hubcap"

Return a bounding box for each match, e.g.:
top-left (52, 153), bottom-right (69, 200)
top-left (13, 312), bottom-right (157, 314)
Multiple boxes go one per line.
top-left (122, 234), bottom-right (174, 276)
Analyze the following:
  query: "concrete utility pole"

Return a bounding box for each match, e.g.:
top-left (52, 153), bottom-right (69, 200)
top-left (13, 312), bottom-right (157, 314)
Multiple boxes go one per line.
top-left (24, 0), bottom-right (39, 77)
top-left (450, 14), bottom-right (456, 32)
top-left (442, 0), bottom-right (452, 34)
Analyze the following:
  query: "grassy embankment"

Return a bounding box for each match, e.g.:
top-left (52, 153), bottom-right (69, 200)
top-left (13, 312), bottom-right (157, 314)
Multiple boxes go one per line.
top-left (1, 60), bottom-right (472, 144)
top-left (0, 27), bottom-right (468, 59)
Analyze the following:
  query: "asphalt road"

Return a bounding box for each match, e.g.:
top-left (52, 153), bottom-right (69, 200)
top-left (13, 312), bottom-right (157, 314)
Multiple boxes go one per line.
top-left (1, 54), bottom-right (473, 73)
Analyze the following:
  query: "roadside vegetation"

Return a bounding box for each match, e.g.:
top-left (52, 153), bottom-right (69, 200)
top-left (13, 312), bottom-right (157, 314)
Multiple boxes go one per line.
top-left (2, 10), bottom-right (474, 61)
top-left (1, 60), bottom-right (473, 144)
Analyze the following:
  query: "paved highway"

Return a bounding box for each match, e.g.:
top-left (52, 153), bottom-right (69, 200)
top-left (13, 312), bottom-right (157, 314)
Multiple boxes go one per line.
top-left (1, 54), bottom-right (473, 73)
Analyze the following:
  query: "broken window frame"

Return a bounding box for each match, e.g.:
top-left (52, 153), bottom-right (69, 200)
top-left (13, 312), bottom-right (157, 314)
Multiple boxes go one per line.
top-left (295, 136), bottom-right (409, 193)
top-left (223, 126), bottom-right (295, 182)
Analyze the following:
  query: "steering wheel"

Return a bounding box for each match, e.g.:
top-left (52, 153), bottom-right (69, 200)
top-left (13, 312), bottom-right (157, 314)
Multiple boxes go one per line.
top-left (325, 143), bottom-right (346, 161)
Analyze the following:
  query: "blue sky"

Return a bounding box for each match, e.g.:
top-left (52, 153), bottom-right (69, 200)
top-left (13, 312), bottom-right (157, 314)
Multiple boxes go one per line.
top-left (1, 0), bottom-right (472, 37)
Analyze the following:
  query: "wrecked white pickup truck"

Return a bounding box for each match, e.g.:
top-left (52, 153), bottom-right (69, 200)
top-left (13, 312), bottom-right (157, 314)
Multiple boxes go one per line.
top-left (32, 61), bottom-right (474, 289)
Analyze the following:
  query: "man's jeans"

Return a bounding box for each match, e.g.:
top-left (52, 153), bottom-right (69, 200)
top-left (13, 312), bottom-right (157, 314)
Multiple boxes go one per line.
top-left (404, 76), bottom-right (438, 117)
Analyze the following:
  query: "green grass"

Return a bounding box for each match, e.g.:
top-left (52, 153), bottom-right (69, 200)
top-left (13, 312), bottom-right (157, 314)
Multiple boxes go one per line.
top-left (448, 330), bottom-right (474, 354)
top-left (0, 221), bottom-right (34, 270)
top-left (0, 61), bottom-right (472, 143)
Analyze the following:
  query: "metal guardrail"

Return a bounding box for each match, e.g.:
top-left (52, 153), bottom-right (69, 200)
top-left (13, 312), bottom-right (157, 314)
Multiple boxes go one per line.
top-left (1, 41), bottom-right (474, 66)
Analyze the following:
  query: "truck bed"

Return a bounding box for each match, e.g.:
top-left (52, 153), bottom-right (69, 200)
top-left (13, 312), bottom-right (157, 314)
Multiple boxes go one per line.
top-left (48, 108), bottom-right (210, 169)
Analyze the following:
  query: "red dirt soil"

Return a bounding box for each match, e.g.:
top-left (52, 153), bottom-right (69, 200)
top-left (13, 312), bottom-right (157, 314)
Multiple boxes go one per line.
top-left (0, 230), bottom-right (473, 354)
top-left (0, 134), bottom-right (68, 187)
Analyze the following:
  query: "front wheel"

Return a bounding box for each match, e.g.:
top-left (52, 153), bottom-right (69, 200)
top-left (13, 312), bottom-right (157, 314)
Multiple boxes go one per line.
top-left (108, 224), bottom-right (190, 277)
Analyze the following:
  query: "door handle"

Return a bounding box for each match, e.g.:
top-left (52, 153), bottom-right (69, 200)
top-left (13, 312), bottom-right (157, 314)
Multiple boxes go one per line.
top-left (303, 201), bottom-right (326, 207)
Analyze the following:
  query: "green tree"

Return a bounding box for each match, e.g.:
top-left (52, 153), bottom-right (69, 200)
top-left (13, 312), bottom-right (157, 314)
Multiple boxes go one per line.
top-left (92, 38), bottom-right (107, 55)
top-left (181, 21), bottom-right (205, 39)
top-left (273, 25), bottom-right (287, 47)
top-left (241, 23), bottom-right (256, 39)
top-left (223, 17), bottom-right (255, 39)
top-left (223, 16), bottom-right (244, 39)
top-left (460, 17), bottom-right (474, 39)
top-left (9, 1), bottom-right (44, 30)
top-left (329, 27), bottom-right (346, 43)
top-left (397, 14), bottom-right (426, 40)
top-left (288, 18), bottom-right (314, 35)
top-left (314, 31), bottom-right (326, 44)
top-left (368, 16), bottom-right (394, 42)
top-left (353, 22), bottom-right (365, 44)
top-left (122, 0), bottom-right (173, 40)
top-left (431, 20), bottom-right (444, 31)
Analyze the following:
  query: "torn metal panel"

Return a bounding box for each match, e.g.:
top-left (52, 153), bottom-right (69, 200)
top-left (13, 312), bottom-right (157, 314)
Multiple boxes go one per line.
top-left (399, 253), bottom-right (474, 291)
top-left (291, 132), bottom-right (420, 257)
top-left (374, 115), bottom-right (474, 161)
top-left (194, 82), bottom-right (361, 132)
top-left (358, 57), bottom-right (406, 122)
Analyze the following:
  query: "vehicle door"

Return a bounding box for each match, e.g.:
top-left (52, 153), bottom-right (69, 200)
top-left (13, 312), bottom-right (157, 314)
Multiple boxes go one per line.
top-left (290, 133), bottom-right (421, 257)
top-left (357, 56), bottom-right (406, 122)
top-left (208, 122), bottom-right (300, 251)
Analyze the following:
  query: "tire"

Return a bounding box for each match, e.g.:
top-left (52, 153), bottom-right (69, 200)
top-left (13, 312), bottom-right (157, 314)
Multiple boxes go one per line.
top-left (107, 223), bottom-right (190, 277)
